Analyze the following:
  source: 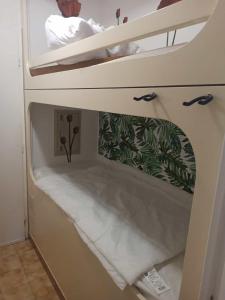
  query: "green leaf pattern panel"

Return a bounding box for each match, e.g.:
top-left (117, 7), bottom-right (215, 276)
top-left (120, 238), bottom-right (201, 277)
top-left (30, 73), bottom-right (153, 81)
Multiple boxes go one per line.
top-left (99, 112), bottom-right (196, 194)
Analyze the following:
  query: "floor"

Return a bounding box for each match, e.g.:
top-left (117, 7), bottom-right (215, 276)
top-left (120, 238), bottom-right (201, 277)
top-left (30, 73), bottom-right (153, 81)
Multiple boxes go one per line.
top-left (0, 240), bottom-right (60, 300)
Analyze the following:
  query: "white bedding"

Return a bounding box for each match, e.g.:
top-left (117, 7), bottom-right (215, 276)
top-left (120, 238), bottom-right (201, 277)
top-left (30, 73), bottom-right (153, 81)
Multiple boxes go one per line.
top-left (45, 15), bottom-right (140, 64)
top-left (76, 225), bottom-right (184, 300)
top-left (45, 15), bottom-right (106, 64)
top-left (136, 254), bottom-right (184, 300)
top-left (34, 159), bottom-right (192, 294)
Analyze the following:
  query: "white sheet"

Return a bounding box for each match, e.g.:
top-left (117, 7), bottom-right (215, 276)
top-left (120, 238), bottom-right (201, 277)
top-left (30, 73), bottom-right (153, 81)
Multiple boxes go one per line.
top-left (76, 224), bottom-right (127, 289)
top-left (76, 223), bottom-right (184, 300)
top-left (136, 254), bottom-right (184, 300)
top-left (34, 160), bottom-right (192, 290)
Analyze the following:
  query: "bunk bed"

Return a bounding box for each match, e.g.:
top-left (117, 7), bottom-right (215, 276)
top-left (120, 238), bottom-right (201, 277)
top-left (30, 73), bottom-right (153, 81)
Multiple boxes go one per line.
top-left (22, 0), bottom-right (225, 300)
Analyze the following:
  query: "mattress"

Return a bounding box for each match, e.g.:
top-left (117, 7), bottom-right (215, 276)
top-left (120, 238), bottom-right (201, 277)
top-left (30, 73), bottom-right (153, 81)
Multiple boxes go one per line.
top-left (136, 253), bottom-right (184, 300)
top-left (34, 159), bottom-right (192, 299)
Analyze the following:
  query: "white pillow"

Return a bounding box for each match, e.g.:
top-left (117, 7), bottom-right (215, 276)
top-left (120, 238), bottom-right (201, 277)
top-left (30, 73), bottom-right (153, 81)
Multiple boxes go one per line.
top-left (108, 43), bottom-right (141, 57)
top-left (45, 15), bottom-right (107, 64)
top-left (87, 18), bottom-right (105, 34)
top-left (106, 26), bottom-right (141, 57)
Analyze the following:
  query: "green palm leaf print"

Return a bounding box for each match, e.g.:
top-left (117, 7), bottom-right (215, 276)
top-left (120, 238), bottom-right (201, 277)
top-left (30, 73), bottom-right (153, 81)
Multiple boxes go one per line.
top-left (99, 112), bottom-right (196, 194)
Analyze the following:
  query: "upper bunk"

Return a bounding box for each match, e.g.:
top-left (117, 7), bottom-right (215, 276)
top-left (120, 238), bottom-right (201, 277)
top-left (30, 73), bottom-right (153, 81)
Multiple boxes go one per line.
top-left (22, 0), bottom-right (225, 90)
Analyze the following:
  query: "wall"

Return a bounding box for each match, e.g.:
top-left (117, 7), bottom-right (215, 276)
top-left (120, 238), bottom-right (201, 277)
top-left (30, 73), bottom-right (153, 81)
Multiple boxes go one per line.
top-left (0, 1), bottom-right (26, 245)
top-left (28, 0), bottom-right (103, 57)
top-left (98, 0), bottom-right (205, 51)
top-left (31, 104), bottom-right (99, 169)
top-left (28, 0), bottom-right (59, 57)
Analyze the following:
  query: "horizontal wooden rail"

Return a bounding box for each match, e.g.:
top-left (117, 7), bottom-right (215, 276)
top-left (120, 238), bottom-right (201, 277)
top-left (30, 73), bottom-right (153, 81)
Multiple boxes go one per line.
top-left (30, 56), bottom-right (123, 76)
top-left (29, 0), bottom-right (215, 69)
top-left (30, 43), bottom-right (185, 76)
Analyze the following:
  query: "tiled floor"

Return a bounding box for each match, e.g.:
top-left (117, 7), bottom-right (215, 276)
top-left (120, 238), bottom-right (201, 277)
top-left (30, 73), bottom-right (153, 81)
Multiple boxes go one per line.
top-left (0, 240), bottom-right (60, 300)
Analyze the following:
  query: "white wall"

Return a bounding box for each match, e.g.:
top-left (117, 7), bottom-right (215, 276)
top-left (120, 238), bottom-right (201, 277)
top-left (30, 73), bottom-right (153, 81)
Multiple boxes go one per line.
top-left (28, 0), bottom-right (103, 57)
top-left (98, 0), bottom-right (159, 26)
top-left (98, 0), bottom-right (205, 50)
top-left (0, 1), bottom-right (26, 245)
top-left (31, 104), bottom-right (99, 169)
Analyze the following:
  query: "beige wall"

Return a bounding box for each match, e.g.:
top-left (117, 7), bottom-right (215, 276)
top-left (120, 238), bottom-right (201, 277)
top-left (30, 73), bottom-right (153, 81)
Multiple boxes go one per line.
top-left (98, 0), bottom-right (205, 50)
top-left (28, 0), bottom-right (103, 57)
top-left (0, 0), bottom-right (26, 245)
top-left (30, 104), bottom-right (99, 169)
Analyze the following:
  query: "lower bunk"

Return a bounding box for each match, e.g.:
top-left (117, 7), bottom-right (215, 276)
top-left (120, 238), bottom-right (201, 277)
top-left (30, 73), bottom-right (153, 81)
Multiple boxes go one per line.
top-left (29, 158), bottom-right (192, 300)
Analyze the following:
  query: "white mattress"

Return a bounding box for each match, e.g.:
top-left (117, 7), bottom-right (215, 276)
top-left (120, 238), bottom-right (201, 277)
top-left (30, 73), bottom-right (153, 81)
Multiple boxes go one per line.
top-left (136, 253), bottom-right (184, 300)
top-left (34, 159), bottom-right (192, 299)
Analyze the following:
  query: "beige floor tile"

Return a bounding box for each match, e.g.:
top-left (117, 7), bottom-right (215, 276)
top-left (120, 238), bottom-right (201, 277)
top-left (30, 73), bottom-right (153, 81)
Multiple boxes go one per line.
top-left (0, 290), bottom-right (4, 300)
top-left (14, 240), bottom-right (33, 257)
top-left (35, 289), bottom-right (60, 300)
top-left (20, 248), bottom-right (46, 279)
top-left (0, 245), bottom-right (16, 258)
top-left (0, 240), bottom-right (60, 300)
top-left (29, 275), bottom-right (58, 298)
top-left (0, 269), bottom-right (27, 292)
top-left (23, 260), bottom-right (46, 280)
top-left (2, 283), bottom-right (35, 300)
top-left (19, 248), bottom-right (39, 263)
top-left (0, 255), bottom-right (22, 276)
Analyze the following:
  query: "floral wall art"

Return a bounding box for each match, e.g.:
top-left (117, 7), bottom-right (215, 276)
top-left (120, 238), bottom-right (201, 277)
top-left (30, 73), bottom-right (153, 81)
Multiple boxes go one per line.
top-left (99, 112), bottom-right (196, 194)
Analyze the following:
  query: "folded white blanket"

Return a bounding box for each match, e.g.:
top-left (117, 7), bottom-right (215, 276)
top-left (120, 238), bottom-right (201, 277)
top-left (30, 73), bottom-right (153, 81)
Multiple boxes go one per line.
top-left (45, 15), bottom-right (140, 64)
top-left (34, 160), bottom-right (192, 288)
top-left (75, 224), bottom-right (127, 289)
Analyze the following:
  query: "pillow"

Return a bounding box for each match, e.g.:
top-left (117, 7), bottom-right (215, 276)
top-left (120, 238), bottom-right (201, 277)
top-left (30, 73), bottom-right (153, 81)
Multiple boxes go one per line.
top-left (45, 15), bottom-right (107, 64)
top-left (106, 25), bottom-right (141, 57)
top-left (108, 42), bottom-right (141, 57)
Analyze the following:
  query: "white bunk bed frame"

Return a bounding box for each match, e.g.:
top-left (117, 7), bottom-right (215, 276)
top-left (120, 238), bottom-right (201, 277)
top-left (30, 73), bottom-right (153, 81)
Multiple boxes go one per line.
top-left (22, 0), bottom-right (225, 299)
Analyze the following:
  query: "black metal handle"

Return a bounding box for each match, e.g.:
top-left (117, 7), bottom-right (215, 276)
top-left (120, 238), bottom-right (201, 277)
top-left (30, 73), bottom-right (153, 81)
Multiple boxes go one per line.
top-left (183, 94), bottom-right (214, 106)
top-left (134, 92), bottom-right (157, 102)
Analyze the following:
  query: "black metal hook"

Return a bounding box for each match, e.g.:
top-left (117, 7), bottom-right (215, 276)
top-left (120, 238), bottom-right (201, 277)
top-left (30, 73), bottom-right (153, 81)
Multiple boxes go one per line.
top-left (134, 92), bottom-right (157, 102)
top-left (183, 94), bottom-right (214, 106)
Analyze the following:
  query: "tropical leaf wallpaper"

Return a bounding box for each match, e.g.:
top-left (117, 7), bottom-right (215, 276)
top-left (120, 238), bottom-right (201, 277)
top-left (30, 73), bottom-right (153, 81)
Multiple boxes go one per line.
top-left (99, 112), bottom-right (196, 194)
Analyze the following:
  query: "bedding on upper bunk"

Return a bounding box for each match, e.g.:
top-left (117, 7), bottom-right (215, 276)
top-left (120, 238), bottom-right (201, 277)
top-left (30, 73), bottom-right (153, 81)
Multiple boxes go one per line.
top-left (45, 15), bottom-right (140, 64)
top-left (34, 159), bottom-right (192, 293)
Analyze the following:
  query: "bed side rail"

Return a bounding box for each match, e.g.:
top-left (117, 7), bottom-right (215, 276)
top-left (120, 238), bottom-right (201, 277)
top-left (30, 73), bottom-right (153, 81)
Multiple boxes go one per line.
top-left (29, 0), bottom-right (216, 69)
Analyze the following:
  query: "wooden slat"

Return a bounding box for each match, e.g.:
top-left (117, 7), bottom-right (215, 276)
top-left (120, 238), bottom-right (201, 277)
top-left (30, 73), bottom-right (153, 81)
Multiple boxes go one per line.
top-left (29, 43), bottom-right (185, 76)
top-left (30, 56), bottom-right (122, 76)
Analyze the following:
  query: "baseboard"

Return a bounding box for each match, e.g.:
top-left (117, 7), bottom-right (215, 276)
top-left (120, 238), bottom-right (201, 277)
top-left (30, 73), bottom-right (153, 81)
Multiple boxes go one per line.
top-left (0, 237), bottom-right (26, 247)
